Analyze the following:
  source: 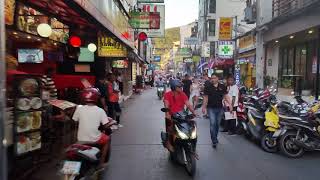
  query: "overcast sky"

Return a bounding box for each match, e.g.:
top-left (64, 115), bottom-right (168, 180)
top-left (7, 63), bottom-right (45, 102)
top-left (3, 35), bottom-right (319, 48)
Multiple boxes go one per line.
top-left (165, 0), bottom-right (199, 29)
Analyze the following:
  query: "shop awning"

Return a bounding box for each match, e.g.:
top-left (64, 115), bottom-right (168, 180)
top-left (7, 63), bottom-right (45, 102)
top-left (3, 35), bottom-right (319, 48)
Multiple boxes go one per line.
top-left (208, 58), bottom-right (235, 69)
top-left (24, 0), bottom-right (96, 29)
top-left (237, 50), bottom-right (256, 59)
top-left (128, 51), bottom-right (147, 64)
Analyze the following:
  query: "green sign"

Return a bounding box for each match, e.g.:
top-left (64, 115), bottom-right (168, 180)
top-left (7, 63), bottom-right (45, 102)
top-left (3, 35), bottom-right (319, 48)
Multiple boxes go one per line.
top-left (129, 11), bottom-right (160, 29)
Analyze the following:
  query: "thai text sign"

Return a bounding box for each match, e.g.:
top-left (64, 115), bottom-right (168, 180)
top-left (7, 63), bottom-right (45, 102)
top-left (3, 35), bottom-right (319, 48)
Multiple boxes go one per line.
top-left (184, 37), bottom-right (199, 45)
top-left (201, 42), bottom-right (210, 57)
top-left (129, 11), bottom-right (160, 29)
top-left (219, 17), bottom-right (233, 40)
top-left (98, 33), bottom-right (127, 57)
top-left (239, 34), bottom-right (256, 53)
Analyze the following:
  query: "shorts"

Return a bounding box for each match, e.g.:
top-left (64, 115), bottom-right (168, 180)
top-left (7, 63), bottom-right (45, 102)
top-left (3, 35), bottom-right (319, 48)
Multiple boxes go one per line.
top-left (96, 133), bottom-right (110, 146)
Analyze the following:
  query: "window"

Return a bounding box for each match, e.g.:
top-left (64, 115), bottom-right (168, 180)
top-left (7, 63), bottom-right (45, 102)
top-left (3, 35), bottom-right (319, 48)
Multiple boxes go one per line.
top-left (209, 0), bottom-right (216, 13)
top-left (208, 19), bottom-right (216, 36)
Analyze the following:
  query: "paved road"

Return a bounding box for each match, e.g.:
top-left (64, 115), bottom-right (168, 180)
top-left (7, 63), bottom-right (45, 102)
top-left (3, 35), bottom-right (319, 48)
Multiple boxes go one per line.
top-left (102, 89), bottom-right (320, 180)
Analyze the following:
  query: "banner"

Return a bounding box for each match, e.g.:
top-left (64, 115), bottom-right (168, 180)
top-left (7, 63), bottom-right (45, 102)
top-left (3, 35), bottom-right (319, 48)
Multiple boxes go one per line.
top-left (98, 32), bottom-right (127, 57)
top-left (201, 42), bottom-right (210, 57)
top-left (176, 48), bottom-right (192, 57)
top-left (219, 17), bottom-right (233, 40)
top-left (184, 37), bottom-right (199, 45)
top-left (112, 60), bottom-right (129, 68)
top-left (138, 0), bottom-right (164, 2)
top-left (129, 11), bottom-right (160, 29)
top-left (5, 0), bottom-right (15, 25)
top-left (139, 4), bottom-right (165, 37)
top-left (218, 41), bottom-right (234, 59)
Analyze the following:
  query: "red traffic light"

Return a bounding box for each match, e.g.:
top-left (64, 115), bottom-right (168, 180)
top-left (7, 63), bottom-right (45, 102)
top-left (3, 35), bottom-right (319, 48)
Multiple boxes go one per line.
top-left (138, 32), bottom-right (148, 41)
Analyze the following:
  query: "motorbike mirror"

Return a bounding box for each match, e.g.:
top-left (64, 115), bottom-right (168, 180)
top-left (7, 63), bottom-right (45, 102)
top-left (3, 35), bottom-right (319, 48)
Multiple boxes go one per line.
top-left (161, 108), bottom-right (169, 112)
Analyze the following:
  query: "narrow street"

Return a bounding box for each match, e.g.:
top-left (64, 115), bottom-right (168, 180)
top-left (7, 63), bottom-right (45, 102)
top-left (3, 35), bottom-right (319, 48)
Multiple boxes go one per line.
top-left (103, 89), bottom-right (320, 180)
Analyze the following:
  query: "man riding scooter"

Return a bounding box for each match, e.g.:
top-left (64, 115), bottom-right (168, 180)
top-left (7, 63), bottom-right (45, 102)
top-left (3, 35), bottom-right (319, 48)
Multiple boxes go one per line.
top-left (163, 80), bottom-right (196, 152)
top-left (156, 77), bottom-right (166, 99)
top-left (72, 88), bottom-right (116, 168)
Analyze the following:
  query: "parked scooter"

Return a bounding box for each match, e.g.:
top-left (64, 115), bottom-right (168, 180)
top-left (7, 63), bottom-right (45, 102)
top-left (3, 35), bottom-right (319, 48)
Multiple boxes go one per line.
top-left (60, 123), bottom-right (116, 180)
top-left (278, 108), bottom-right (320, 158)
top-left (160, 108), bottom-right (198, 176)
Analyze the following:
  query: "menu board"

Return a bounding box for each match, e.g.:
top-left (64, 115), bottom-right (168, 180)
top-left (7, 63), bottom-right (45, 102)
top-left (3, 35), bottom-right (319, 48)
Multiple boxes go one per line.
top-left (16, 3), bottom-right (69, 43)
top-left (13, 75), bottom-right (43, 156)
top-left (5, 0), bottom-right (15, 25)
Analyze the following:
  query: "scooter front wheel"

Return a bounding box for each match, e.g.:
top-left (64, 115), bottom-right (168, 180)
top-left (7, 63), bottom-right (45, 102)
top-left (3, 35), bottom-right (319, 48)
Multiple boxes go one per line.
top-left (185, 152), bottom-right (196, 177)
top-left (279, 131), bottom-right (304, 158)
top-left (261, 132), bottom-right (278, 153)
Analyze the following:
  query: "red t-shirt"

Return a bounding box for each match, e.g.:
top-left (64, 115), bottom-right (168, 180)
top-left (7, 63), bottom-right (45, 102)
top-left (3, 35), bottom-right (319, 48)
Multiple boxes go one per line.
top-left (164, 91), bottom-right (188, 114)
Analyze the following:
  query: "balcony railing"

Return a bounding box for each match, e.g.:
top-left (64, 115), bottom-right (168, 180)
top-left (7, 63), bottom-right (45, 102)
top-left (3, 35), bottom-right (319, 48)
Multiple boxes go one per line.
top-left (272, 0), bottom-right (320, 18)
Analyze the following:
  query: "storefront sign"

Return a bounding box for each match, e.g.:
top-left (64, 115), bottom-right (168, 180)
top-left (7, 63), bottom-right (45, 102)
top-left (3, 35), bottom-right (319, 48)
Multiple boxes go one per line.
top-left (235, 65), bottom-right (241, 85)
top-left (219, 17), bottom-right (233, 40)
top-left (132, 62), bottom-right (137, 85)
top-left (137, 0), bottom-right (164, 2)
top-left (176, 48), bottom-right (192, 57)
top-left (218, 41), bottom-right (234, 59)
top-left (129, 11), bottom-right (160, 29)
top-left (154, 55), bottom-right (161, 62)
top-left (97, 33), bottom-right (128, 57)
top-left (239, 34), bottom-right (256, 53)
top-left (201, 42), bottom-right (210, 57)
top-left (5, 0), bottom-right (15, 25)
top-left (312, 56), bottom-right (318, 74)
top-left (183, 58), bottom-right (193, 63)
top-left (112, 60), bottom-right (129, 68)
top-left (74, 0), bottom-right (134, 47)
top-left (184, 37), bottom-right (199, 45)
top-left (138, 4), bottom-right (165, 37)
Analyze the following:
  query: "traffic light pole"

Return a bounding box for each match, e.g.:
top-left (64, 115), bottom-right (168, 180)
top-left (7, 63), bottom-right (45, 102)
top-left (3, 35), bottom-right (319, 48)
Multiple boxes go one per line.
top-left (0, 0), bottom-right (8, 179)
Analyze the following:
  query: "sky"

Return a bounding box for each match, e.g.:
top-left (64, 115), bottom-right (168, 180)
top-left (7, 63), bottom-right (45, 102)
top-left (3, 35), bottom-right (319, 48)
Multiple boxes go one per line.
top-left (164, 0), bottom-right (199, 29)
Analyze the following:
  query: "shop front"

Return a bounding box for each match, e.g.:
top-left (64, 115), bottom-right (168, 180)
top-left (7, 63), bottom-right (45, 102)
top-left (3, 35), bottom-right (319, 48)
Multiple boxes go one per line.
top-left (269, 27), bottom-right (320, 97)
top-left (236, 33), bottom-right (256, 88)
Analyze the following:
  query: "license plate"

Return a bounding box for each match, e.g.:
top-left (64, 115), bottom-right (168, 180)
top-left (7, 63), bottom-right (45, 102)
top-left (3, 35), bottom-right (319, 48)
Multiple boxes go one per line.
top-left (61, 161), bottom-right (82, 175)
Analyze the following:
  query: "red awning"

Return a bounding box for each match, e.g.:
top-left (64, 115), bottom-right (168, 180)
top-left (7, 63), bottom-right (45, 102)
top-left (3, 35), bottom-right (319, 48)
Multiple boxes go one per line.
top-left (208, 58), bottom-right (235, 69)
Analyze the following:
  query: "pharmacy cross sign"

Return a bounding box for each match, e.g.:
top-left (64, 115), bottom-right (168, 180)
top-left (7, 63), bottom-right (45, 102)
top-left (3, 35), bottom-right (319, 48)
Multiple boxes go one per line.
top-left (221, 45), bottom-right (231, 54)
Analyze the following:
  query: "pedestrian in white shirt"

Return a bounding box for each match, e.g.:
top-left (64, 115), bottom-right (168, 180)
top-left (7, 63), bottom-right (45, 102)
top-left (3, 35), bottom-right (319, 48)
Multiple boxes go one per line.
top-left (224, 75), bottom-right (239, 135)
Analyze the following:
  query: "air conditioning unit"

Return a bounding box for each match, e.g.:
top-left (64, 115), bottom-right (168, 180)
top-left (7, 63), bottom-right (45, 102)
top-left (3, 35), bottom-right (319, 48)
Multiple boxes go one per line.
top-left (244, 5), bottom-right (256, 24)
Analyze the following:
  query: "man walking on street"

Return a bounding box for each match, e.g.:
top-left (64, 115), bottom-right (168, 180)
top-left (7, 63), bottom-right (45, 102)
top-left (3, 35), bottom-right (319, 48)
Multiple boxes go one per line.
top-left (224, 75), bottom-right (239, 135)
top-left (202, 74), bottom-right (232, 148)
top-left (182, 74), bottom-right (192, 99)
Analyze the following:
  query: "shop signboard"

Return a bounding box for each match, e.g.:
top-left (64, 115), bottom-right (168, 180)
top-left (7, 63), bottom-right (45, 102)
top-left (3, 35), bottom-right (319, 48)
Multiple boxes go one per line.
top-left (201, 42), bottom-right (210, 57)
top-left (312, 56), bottom-right (318, 74)
top-left (112, 60), bottom-right (129, 68)
top-left (154, 55), bottom-right (161, 62)
top-left (184, 37), bottom-right (199, 45)
top-left (235, 65), bottom-right (241, 85)
top-left (183, 58), bottom-right (193, 63)
top-left (218, 41), bottom-right (234, 59)
top-left (176, 48), bottom-right (192, 57)
top-left (132, 62), bottom-right (137, 85)
top-left (219, 17), bottom-right (233, 40)
top-left (137, 0), bottom-right (164, 2)
top-left (129, 11), bottom-right (160, 29)
top-left (5, 0), bottom-right (15, 25)
top-left (239, 34), bottom-right (256, 53)
top-left (138, 4), bottom-right (165, 37)
top-left (74, 0), bottom-right (134, 47)
top-left (97, 33), bottom-right (128, 57)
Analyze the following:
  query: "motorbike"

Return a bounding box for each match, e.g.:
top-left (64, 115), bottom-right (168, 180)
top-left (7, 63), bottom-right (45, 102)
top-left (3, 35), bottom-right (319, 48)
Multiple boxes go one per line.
top-left (60, 123), bottom-right (116, 180)
top-left (278, 107), bottom-right (320, 158)
top-left (157, 85), bottom-right (165, 100)
top-left (160, 108), bottom-right (198, 176)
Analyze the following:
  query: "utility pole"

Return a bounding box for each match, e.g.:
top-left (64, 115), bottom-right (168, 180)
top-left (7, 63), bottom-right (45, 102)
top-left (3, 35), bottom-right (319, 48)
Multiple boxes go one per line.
top-left (0, 0), bottom-right (8, 179)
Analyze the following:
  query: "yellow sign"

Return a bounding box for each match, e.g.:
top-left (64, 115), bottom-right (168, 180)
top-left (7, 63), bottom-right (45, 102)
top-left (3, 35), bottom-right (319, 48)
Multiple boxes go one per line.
top-left (239, 34), bottom-right (256, 53)
top-left (98, 32), bottom-right (128, 57)
top-left (219, 17), bottom-right (233, 40)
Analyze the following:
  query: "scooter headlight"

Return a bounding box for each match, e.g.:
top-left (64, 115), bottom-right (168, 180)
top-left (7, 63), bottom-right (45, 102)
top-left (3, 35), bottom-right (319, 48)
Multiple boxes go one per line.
top-left (191, 127), bottom-right (197, 139)
top-left (158, 87), bottom-right (164, 91)
top-left (175, 125), bottom-right (189, 139)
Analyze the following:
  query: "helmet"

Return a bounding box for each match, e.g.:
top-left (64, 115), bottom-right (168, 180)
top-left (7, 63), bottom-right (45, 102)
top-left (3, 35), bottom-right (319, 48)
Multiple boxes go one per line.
top-left (170, 79), bottom-right (183, 91)
top-left (80, 88), bottom-right (101, 103)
